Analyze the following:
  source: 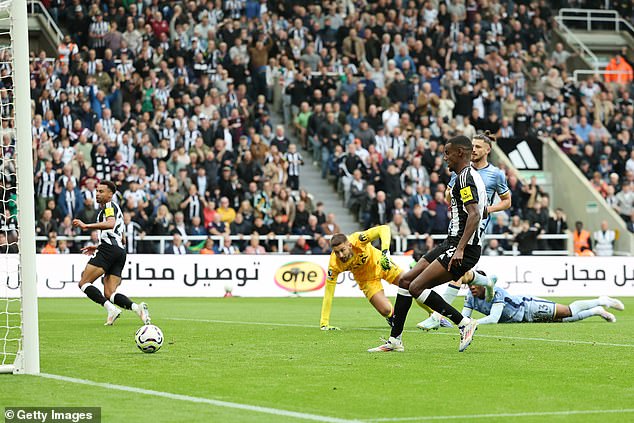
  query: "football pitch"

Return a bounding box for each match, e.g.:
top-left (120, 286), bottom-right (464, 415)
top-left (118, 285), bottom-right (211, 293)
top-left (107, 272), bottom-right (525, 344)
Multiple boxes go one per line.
top-left (2, 297), bottom-right (634, 422)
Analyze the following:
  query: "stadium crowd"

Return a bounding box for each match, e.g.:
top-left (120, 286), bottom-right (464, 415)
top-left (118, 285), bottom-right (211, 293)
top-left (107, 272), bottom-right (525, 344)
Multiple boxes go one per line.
top-left (19, 0), bottom-right (633, 256)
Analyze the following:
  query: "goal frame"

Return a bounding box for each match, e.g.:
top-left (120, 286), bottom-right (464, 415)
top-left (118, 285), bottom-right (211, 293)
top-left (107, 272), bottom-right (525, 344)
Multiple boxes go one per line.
top-left (1, 0), bottom-right (39, 375)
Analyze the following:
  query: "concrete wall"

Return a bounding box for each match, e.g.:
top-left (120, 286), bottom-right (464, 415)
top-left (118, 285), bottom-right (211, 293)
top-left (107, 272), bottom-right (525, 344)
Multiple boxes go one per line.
top-left (541, 137), bottom-right (632, 254)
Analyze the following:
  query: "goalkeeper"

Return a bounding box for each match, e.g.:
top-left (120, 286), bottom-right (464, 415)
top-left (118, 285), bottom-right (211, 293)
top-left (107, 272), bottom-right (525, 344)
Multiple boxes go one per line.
top-left (320, 225), bottom-right (429, 330)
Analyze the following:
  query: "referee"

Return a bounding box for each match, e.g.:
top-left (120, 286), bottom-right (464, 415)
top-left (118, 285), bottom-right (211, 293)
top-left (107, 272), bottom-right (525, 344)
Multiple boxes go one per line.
top-left (72, 180), bottom-right (151, 326)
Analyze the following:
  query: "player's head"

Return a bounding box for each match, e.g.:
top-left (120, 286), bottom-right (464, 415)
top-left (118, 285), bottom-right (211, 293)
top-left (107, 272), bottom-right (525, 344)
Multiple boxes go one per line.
top-left (469, 284), bottom-right (486, 299)
top-left (444, 135), bottom-right (472, 172)
top-left (96, 180), bottom-right (117, 204)
top-left (472, 131), bottom-right (496, 163)
top-left (330, 233), bottom-right (353, 263)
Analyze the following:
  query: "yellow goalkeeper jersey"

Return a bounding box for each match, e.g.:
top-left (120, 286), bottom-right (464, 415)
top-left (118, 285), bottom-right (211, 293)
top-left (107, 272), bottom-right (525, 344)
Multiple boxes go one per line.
top-left (319, 225), bottom-right (401, 327)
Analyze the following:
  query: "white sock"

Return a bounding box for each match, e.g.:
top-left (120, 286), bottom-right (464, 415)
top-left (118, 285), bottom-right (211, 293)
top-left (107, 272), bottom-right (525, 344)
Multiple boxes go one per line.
top-left (470, 271), bottom-right (490, 287)
top-left (397, 287), bottom-right (411, 297)
top-left (563, 306), bottom-right (604, 322)
top-left (415, 289), bottom-right (431, 307)
top-left (569, 299), bottom-right (601, 315)
top-left (441, 284), bottom-right (460, 304)
top-left (104, 301), bottom-right (116, 313)
top-left (131, 303), bottom-right (139, 312)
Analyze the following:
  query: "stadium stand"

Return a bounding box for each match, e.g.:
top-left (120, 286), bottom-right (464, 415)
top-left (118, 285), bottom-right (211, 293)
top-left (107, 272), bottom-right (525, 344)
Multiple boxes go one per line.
top-left (25, 1), bottom-right (633, 256)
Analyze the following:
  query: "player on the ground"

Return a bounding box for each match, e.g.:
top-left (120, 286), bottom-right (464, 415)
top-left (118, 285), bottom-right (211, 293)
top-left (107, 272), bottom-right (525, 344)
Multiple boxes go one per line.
top-left (320, 225), bottom-right (416, 330)
top-left (418, 130), bottom-right (511, 331)
top-left (369, 135), bottom-right (486, 352)
top-left (463, 283), bottom-right (624, 324)
top-left (72, 180), bottom-right (151, 326)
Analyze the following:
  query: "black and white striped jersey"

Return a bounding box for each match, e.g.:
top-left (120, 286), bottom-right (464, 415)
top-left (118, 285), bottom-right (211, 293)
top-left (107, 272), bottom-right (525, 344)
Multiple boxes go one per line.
top-left (448, 166), bottom-right (487, 247)
top-left (37, 170), bottom-right (56, 197)
top-left (97, 201), bottom-right (125, 249)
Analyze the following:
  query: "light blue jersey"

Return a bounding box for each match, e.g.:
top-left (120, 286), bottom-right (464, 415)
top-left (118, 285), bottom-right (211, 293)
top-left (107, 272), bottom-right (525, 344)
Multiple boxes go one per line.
top-left (449, 163), bottom-right (509, 233)
top-left (464, 286), bottom-right (526, 323)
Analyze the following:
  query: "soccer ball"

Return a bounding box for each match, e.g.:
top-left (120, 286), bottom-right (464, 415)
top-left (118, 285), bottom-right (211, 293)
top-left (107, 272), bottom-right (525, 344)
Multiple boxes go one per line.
top-left (135, 324), bottom-right (164, 353)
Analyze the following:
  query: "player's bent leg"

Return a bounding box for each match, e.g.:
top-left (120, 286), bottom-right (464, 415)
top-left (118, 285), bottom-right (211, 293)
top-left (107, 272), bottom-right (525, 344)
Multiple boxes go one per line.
top-left (418, 278), bottom-right (462, 330)
top-left (399, 260), bottom-right (434, 315)
top-left (104, 275), bottom-right (151, 324)
top-left (78, 264), bottom-right (110, 307)
top-left (409, 260), bottom-right (477, 352)
top-left (557, 303), bottom-right (616, 323)
top-left (368, 289), bottom-right (394, 327)
top-left (78, 264), bottom-right (106, 289)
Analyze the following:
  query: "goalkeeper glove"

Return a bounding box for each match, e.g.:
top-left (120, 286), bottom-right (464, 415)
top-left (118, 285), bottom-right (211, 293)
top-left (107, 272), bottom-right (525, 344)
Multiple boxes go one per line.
top-left (380, 249), bottom-right (392, 271)
top-left (320, 325), bottom-right (341, 331)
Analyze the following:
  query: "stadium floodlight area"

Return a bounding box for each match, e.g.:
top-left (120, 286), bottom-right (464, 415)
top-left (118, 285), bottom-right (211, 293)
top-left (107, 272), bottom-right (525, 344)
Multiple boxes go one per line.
top-left (0, 0), bottom-right (39, 375)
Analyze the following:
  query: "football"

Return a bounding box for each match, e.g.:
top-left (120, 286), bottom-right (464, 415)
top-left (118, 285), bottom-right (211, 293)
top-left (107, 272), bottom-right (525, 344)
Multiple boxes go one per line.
top-left (135, 324), bottom-right (164, 353)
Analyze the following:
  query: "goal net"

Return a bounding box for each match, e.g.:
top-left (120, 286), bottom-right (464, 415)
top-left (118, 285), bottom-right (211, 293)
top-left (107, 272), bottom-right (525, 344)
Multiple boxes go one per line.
top-left (0, 0), bottom-right (39, 374)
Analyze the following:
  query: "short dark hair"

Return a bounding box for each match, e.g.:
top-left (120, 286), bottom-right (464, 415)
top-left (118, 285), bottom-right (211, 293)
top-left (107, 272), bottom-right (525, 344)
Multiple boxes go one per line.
top-left (448, 135), bottom-right (472, 150)
top-left (330, 233), bottom-right (348, 248)
top-left (99, 180), bottom-right (117, 194)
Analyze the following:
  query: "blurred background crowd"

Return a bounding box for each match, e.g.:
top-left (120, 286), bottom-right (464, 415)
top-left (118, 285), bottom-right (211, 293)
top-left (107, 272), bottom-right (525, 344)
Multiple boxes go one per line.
top-left (11, 0), bottom-right (632, 256)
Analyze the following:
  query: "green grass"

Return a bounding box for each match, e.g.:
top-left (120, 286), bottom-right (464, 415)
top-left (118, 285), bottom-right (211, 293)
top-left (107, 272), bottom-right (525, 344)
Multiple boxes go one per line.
top-left (1, 297), bottom-right (634, 422)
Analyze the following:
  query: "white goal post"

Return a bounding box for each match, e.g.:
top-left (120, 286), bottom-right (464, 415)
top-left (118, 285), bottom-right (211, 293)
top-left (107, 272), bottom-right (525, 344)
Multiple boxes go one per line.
top-left (0, 0), bottom-right (39, 375)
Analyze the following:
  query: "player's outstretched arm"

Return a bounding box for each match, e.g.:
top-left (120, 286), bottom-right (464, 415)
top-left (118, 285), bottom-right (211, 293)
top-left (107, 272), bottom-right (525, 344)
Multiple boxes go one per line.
top-left (320, 265), bottom-right (341, 330)
top-left (476, 302), bottom-right (504, 325)
top-left (359, 225), bottom-right (391, 250)
top-left (360, 225), bottom-right (393, 270)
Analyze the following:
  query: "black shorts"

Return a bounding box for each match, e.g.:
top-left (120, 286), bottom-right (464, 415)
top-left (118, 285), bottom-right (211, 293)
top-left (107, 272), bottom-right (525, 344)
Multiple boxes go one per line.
top-left (88, 242), bottom-right (127, 277)
top-left (425, 239), bottom-right (481, 280)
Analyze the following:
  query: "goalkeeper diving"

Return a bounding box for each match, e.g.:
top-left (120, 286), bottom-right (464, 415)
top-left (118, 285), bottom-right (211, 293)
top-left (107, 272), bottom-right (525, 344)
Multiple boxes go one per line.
top-left (320, 225), bottom-right (427, 330)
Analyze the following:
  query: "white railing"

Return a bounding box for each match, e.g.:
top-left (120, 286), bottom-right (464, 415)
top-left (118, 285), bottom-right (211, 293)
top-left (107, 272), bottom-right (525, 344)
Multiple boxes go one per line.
top-left (34, 233), bottom-right (572, 256)
top-left (554, 16), bottom-right (600, 70)
top-left (557, 8), bottom-right (634, 35)
top-left (27, 0), bottom-right (63, 42)
top-left (572, 69), bottom-right (633, 82)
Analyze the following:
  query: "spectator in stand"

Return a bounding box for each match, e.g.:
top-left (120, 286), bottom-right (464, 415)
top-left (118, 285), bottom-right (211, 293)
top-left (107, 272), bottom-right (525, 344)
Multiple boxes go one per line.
top-left (547, 208), bottom-right (569, 251)
top-left (290, 236), bottom-right (310, 255)
top-left (321, 213), bottom-right (341, 236)
top-left (199, 238), bottom-right (216, 255)
top-left (573, 221), bottom-right (592, 256)
top-left (483, 239), bottom-right (505, 256)
top-left (244, 232), bottom-right (267, 255)
top-left (41, 233), bottom-right (59, 254)
top-left (165, 233), bottom-right (187, 255)
top-left (593, 220), bottom-right (616, 257)
top-left (515, 220), bottom-right (540, 256)
top-left (217, 235), bottom-right (240, 255)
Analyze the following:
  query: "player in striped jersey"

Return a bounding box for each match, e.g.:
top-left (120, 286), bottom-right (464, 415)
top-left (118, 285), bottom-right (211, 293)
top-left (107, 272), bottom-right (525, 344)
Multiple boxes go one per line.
top-left (72, 181), bottom-right (151, 326)
top-left (418, 131), bottom-right (512, 331)
top-left (369, 136), bottom-right (485, 353)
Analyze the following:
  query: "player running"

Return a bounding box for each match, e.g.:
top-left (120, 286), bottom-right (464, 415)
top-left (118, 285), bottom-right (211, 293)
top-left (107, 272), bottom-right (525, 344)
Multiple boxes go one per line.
top-left (369, 135), bottom-right (486, 353)
top-left (320, 224), bottom-right (424, 330)
top-left (463, 283), bottom-right (624, 324)
top-left (418, 130), bottom-right (511, 331)
top-left (72, 181), bottom-right (151, 326)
